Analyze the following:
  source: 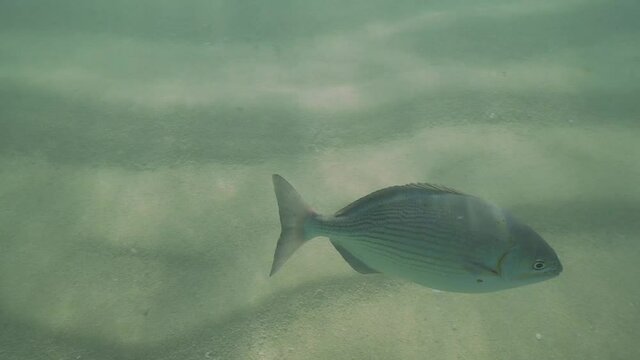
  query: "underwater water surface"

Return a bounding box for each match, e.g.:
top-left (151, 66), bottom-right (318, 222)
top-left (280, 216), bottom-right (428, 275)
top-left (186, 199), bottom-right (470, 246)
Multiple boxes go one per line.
top-left (1, 0), bottom-right (639, 359)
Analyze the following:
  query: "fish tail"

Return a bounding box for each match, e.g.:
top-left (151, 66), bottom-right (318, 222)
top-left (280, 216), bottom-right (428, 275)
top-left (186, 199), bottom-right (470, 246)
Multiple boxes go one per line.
top-left (270, 174), bottom-right (317, 276)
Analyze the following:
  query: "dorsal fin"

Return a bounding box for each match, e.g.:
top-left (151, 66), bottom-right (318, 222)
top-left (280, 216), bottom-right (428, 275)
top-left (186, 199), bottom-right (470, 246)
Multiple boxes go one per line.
top-left (335, 183), bottom-right (465, 217)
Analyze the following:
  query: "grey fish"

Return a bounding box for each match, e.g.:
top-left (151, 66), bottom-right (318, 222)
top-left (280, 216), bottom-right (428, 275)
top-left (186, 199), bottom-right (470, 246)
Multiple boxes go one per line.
top-left (270, 175), bottom-right (562, 293)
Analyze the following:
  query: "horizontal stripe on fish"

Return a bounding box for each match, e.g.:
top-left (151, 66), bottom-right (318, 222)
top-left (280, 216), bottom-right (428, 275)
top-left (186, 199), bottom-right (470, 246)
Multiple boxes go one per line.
top-left (347, 233), bottom-right (471, 271)
top-left (336, 199), bottom-right (456, 217)
top-left (346, 238), bottom-right (464, 275)
top-left (339, 208), bottom-right (458, 225)
top-left (335, 187), bottom-right (465, 217)
top-left (329, 220), bottom-right (476, 254)
top-left (355, 245), bottom-right (468, 277)
top-left (352, 228), bottom-right (476, 259)
top-left (345, 236), bottom-right (469, 275)
top-left (353, 245), bottom-right (465, 276)
top-left (324, 214), bottom-right (468, 235)
top-left (330, 209), bottom-right (468, 228)
top-left (367, 221), bottom-right (466, 239)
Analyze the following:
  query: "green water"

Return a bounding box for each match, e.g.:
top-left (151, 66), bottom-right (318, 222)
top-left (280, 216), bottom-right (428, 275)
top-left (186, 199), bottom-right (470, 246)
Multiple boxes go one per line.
top-left (1, 1), bottom-right (639, 359)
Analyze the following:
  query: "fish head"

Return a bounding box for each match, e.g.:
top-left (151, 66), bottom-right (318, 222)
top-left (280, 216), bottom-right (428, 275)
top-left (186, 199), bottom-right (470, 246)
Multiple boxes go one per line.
top-left (498, 222), bottom-right (563, 286)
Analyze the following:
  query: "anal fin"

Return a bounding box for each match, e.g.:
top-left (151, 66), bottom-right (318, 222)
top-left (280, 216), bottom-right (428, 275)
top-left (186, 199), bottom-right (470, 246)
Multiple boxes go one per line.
top-left (331, 242), bottom-right (379, 274)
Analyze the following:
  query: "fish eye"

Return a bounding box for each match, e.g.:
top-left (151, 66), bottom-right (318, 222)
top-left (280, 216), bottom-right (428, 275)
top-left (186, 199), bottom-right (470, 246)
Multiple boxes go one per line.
top-left (532, 260), bottom-right (546, 271)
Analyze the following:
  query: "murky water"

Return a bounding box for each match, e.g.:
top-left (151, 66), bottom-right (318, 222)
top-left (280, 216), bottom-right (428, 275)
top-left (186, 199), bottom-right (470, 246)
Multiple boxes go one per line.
top-left (1, 1), bottom-right (639, 359)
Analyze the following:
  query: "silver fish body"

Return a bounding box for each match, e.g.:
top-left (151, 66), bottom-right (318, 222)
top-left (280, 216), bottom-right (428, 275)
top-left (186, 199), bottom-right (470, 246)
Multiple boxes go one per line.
top-left (270, 175), bottom-right (562, 293)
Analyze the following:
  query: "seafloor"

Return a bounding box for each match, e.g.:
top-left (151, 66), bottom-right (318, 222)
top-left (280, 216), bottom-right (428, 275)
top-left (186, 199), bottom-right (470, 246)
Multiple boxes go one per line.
top-left (1, 0), bottom-right (638, 359)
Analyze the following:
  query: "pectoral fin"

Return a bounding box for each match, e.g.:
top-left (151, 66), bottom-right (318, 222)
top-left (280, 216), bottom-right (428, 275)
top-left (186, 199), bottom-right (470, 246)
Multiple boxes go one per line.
top-left (465, 261), bottom-right (500, 277)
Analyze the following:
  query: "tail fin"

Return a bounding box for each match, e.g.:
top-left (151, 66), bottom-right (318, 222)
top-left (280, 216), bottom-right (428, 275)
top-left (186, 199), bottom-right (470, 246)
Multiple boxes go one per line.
top-left (270, 174), bottom-right (316, 276)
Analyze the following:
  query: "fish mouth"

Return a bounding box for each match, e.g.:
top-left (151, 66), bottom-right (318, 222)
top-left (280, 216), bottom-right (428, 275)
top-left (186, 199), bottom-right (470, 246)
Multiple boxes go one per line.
top-left (550, 261), bottom-right (563, 276)
top-left (546, 270), bottom-right (561, 277)
top-left (545, 266), bottom-right (563, 277)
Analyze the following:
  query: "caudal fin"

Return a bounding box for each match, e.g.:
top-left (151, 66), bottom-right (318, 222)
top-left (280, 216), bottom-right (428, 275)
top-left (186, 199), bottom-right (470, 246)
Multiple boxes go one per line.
top-left (270, 174), bottom-right (316, 276)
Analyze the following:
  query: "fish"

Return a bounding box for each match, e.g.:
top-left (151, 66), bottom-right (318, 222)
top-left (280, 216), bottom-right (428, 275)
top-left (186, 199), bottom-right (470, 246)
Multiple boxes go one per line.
top-left (269, 174), bottom-right (562, 293)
